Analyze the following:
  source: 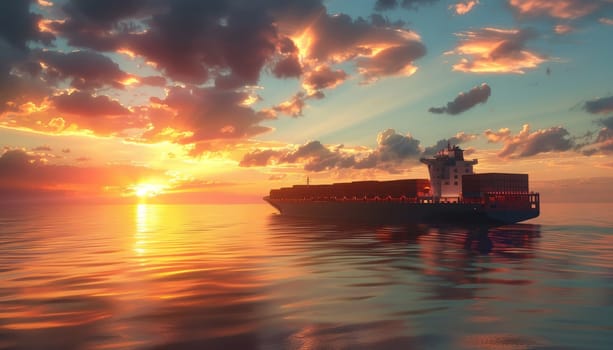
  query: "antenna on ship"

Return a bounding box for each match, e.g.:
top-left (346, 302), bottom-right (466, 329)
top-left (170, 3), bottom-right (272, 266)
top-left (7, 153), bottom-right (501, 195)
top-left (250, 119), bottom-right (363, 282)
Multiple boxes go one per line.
top-left (307, 176), bottom-right (310, 186)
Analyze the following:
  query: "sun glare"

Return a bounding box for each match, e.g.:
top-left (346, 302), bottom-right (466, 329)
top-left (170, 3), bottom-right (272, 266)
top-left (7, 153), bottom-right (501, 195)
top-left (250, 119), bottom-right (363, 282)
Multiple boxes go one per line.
top-left (132, 183), bottom-right (166, 198)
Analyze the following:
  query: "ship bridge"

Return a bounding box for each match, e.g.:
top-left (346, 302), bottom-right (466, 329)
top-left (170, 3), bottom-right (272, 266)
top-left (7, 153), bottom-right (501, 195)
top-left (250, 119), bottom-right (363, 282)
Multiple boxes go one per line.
top-left (420, 144), bottom-right (477, 202)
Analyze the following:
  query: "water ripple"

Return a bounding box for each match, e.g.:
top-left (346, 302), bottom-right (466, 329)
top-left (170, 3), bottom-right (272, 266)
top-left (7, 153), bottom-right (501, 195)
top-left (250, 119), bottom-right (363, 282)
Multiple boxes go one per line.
top-left (0, 203), bottom-right (611, 349)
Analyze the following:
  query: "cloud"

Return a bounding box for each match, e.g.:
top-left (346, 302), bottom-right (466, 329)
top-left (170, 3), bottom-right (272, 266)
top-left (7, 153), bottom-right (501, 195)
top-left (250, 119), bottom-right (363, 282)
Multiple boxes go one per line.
top-left (0, 2), bottom-right (53, 114)
top-left (429, 83), bottom-right (491, 115)
top-left (422, 132), bottom-right (479, 156)
top-left (375, 0), bottom-right (439, 11)
top-left (356, 42), bottom-right (426, 82)
top-left (451, 1), bottom-right (479, 15)
top-left (271, 55), bottom-right (303, 78)
top-left (33, 145), bottom-right (52, 152)
top-left (302, 14), bottom-right (426, 82)
top-left (374, 128), bottom-right (422, 162)
top-left (0, 0), bottom-right (54, 50)
top-left (581, 116), bottom-right (613, 155)
top-left (507, 0), bottom-right (607, 20)
top-left (0, 148), bottom-right (162, 193)
top-left (271, 93), bottom-right (308, 117)
top-left (554, 24), bottom-right (575, 34)
top-left (141, 86), bottom-right (271, 144)
top-left (485, 124), bottom-right (574, 158)
top-left (37, 50), bottom-right (131, 90)
top-left (303, 66), bottom-right (348, 94)
top-left (583, 95), bottom-right (613, 115)
top-left (52, 1), bottom-right (327, 86)
top-left (240, 129), bottom-right (476, 172)
top-left (240, 141), bottom-right (357, 172)
top-left (51, 91), bottom-right (131, 117)
top-left (5, 0), bottom-right (425, 149)
top-left (450, 27), bottom-right (546, 74)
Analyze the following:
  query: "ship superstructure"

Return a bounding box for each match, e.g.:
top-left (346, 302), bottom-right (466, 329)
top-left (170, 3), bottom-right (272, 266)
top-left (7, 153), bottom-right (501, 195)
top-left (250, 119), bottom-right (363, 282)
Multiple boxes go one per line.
top-left (264, 146), bottom-right (539, 224)
top-left (420, 144), bottom-right (477, 202)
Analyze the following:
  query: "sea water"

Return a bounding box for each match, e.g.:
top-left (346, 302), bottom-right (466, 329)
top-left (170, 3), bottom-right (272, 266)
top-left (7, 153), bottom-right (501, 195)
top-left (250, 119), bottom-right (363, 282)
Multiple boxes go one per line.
top-left (0, 202), bottom-right (611, 349)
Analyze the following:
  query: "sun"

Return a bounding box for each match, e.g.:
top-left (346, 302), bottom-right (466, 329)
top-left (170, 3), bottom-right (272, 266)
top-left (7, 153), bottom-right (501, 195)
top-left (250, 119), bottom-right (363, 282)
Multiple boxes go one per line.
top-left (132, 183), bottom-right (166, 198)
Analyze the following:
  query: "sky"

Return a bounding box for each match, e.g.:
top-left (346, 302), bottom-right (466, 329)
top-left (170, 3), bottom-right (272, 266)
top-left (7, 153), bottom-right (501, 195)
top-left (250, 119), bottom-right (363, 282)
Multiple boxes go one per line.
top-left (0, 0), bottom-right (612, 203)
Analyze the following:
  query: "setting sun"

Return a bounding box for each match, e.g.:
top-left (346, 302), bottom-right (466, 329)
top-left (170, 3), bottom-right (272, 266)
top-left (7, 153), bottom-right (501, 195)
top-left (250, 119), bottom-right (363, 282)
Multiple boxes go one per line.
top-left (132, 183), bottom-right (166, 198)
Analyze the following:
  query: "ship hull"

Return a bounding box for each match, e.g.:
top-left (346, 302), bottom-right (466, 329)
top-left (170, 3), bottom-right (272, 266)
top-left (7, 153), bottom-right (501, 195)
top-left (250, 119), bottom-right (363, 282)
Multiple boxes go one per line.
top-left (264, 197), bottom-right (538, 225)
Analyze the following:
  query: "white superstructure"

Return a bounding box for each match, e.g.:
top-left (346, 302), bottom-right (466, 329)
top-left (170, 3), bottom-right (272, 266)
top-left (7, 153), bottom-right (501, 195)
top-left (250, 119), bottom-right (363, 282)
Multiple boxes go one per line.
top-left (420, 145), bottom-right (478, 202)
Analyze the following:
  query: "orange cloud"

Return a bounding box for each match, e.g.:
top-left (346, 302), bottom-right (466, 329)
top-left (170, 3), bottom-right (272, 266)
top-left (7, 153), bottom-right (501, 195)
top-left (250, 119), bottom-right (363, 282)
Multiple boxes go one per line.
top-left (450, 27), bottom-right (546, 74)
top-left (554, 24), bottom-right (574, 34)
top-left (0, 148), bottom-right (164, 199)
top-left (508, 0), bottom-right (600, 20)
top-left (282, 13), bottom-right (425, 83)
top-left (451, 1), bottom-right (479, 15)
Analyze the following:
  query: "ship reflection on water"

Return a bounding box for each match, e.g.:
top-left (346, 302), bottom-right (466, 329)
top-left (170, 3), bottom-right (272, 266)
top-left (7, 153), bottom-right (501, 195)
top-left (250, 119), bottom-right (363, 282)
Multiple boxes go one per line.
top-left (1, 204), bottom-right (610, 349)
top-left (264, 215), bottom-right (554, 349)
top-left (268, 214), bottom-right (541, 256)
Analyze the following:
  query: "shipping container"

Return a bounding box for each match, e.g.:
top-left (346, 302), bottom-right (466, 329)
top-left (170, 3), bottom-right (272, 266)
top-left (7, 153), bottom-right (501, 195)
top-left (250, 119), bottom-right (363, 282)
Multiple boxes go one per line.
top-left (270, 179), bottom-right (430, 199)
top-left (462, 173), bottom-right (529, 197)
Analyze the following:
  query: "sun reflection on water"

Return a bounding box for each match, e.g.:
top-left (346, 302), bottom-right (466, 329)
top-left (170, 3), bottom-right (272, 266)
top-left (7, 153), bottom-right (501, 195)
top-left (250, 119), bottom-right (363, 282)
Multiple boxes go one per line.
top-left (134, 203), bottom-right (152, 256)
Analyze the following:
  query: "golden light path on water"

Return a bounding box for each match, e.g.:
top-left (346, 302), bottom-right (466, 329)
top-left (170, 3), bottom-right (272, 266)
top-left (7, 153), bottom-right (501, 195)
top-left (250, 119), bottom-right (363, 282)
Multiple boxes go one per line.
top-left (0, 203), bottom-right (611, 349)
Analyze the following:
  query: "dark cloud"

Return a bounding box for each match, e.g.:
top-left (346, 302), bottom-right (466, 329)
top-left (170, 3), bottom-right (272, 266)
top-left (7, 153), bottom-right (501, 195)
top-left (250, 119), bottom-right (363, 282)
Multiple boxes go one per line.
top-left (240, 129), bottom-right (428, 172)
top-left (125, 1), bottom-right (277, 85)
top-left (375, 0), bottom-right (439, 11)
top-left (0, 1), bottom-right (53, 113)
top-left (369, 14), bottom-right (406, 28)
top-left (485, 124), bottom-right (574, 158)
top-left (303, 66), bottom-right (348, 93)
top-left (52, 0), bottom-right (154, 51)
top-left (1, 0), bottom-right (429, 150)
top-left (62, 0), bottom-right (148, 25)
top-left (583, 95), bottom-right (613, 115)
top-left (271, 55), bottom-right (302, 78)
top-left (513, 127), bottom-right (573, 157)
top-left (33, 145), bottom-right (52, 152)
top-left (0, 0), bottom-right (53, 50)
top-left (598, 116), bottom-right (613, 130)
top-left (141, 86), bottom-right (271, 144)
top-left (52, 91), bottom-right (131, 117)
top-left (582, 116), bottom-right (613, 155)
top-left (0, 63), bottom-right (51, 113)
top-left (37, 50), bottom-right (129, 90)
top-left (240, 140), bottom-right (357, 172)
top-left (306, 13), bottom-right (426, 81)
top-left (375, 128), bottom-right (421, 161)
top-left (422, 132), bottom-right (478, 156)
top-left (429, 83), bottom-right (491, 115)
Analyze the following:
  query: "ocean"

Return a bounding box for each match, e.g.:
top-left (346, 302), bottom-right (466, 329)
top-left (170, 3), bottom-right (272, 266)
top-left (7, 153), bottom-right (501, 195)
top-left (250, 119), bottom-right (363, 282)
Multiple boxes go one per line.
top-left (0, 202), bottom-right (611, 349)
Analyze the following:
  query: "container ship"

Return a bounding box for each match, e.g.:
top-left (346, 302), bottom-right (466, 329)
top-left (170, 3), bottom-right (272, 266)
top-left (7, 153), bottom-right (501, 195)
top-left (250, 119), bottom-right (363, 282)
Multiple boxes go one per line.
top-left (264, 145), bottom-right (539, 225)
